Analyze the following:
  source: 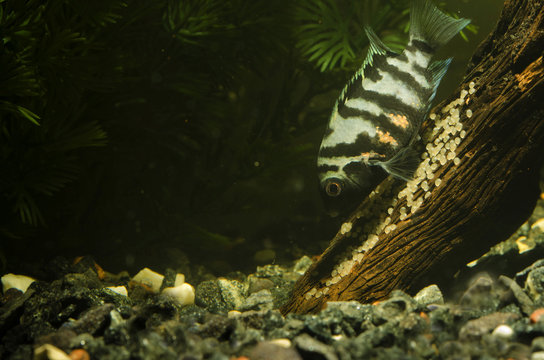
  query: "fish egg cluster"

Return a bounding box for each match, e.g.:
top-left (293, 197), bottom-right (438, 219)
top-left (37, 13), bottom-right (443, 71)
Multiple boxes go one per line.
top-left (397, 83), bottom-right (473, 214)
top-left (304, 83), bottom-right (476, 301)
top-left (305, 184), bottom-right (398, 299)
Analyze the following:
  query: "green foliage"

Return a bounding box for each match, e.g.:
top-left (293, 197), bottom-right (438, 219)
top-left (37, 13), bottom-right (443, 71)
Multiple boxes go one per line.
top-left (0, 0), bottom-right (114, 227)
top-left (294, 0), bottom-right (476, 72)
top-left (294, 0), bottom-right (410, 71)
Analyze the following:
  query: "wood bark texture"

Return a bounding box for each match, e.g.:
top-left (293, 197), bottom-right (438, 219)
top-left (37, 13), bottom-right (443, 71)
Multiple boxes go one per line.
top-left (281, 0), bottom-right (544, 315)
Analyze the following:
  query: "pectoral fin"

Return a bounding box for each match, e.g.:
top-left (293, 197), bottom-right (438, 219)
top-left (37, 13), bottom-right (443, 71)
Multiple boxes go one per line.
top-left (370, 147), bottom-right (420, 181)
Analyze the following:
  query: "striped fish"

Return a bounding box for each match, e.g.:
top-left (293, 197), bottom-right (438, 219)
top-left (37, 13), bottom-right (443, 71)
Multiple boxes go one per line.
top-left (317, 0), bottom-right (470, 216)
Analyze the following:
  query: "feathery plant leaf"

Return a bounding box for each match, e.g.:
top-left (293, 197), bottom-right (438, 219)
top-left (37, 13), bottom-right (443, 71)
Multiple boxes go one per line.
top-left (295, 0), bottom-right (359, 72)
top-left (294, 0), bottom-right (476, 72)
top-left (15, 192), bottom-right (44, 226)
top-left (163, 0), bottom-right (227, 44)
top-left (1, 0), bottom-right (117, 228)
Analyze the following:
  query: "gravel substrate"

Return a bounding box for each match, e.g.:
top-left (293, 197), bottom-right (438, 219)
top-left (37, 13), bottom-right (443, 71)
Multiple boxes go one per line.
top-left (2, 198), bottom-right (544, 360)
top-left (1, 254), bottom-right (544, 360)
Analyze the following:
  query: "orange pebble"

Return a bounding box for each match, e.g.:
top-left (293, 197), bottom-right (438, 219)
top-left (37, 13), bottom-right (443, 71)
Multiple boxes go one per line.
top-left (530, 308), bottom-right (544, 323)
top-left (419, 311), bottom-right (430, 322)
top-left (93, 262), bottom-right (106, 280)
top-left (69, 349), bottom-right (90, 360)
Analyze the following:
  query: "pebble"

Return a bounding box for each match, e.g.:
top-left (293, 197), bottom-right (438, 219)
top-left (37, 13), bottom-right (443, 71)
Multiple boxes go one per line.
top-left (492, 324), bottom-right (514, 339)
top-left (161, 283), bottom-right (195, 307)
top-left (34, 344), bottom-right (71, 360)
top-left (249, 340), bottom-right (301, 360)
top-left (414, 284), bottom-right (444, 306)
top-left (68, 349), bottom-right (90, 360)
top-left (459, 312), bottom-right (519, 341)
top-left (174, 273), bottom-right (186, 287)
top-left (1, 273), bottom-right (36, 293)
top-left (294, 334), bottom-right (338, 360)
top-left (8, 239), bottom-right (544, 360)
top-left (531, 309), bottom-right (544, 323)
top-left (105, 286), bottom-right (128, 297)
top-left (131, 268), bottom-right (164, 293)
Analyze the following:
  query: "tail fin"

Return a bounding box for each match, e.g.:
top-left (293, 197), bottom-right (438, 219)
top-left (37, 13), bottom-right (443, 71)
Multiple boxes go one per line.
top-left (410, 0), bottom-right (470, 50)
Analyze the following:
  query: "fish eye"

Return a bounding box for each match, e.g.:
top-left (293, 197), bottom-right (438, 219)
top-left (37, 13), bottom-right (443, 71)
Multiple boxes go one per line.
top-left (325, 181), bottom-right (342, 197)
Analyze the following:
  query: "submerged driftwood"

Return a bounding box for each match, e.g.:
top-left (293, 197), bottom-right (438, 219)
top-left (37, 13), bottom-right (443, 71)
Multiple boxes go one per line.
top-left (281, 0), bottom-right (544, 314)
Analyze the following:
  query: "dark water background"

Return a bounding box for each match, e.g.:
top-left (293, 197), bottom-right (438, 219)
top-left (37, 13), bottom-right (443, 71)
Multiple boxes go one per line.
top-left (1, 0), bottom-right (505, 277)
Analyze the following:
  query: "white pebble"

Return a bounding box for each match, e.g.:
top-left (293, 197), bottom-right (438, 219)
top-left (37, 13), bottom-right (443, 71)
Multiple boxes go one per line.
top-left (466, 109), bottom-right (473, 118)
top-left (429, 113), bottom-right (436, 120)
top-left (435, 178), bottom-right (442, 187)
top-left (132, 268), bottom-right (165, 293)
top-left (228, 310), bottom-right (242, 318)
top-left (469, 88), bottom-right (475, 94)
top-left (454, 157), bottom-right (461, 165)
top-left (469, 81), bottom-right (475, 88)
top-left (33, 344), bottom-right (71, 360)
top-left (1, 273), bottom-right (36, 293)
top-left (460, 130), bottom-right (467, 138)
top-left (492, 324), bottom-right (514, 339)
top-left (531, 351), bottom-right (544, 360)
top-left (161, 283), bottom-right (195, 306)
top-left (269, 338), bottom-right (292, 348)
top-left (174, 273), bottom-right (186, 287)
top-left (106, 286), bottom-right (128, 297)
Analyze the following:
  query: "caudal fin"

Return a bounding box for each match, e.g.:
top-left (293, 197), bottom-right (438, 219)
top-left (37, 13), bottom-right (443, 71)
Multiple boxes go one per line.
top-left (410, 0), bottom-right (470, 50)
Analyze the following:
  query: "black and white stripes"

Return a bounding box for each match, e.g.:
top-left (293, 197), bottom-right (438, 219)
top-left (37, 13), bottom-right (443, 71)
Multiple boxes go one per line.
top-left (317, 0), bottom-right (470, 216)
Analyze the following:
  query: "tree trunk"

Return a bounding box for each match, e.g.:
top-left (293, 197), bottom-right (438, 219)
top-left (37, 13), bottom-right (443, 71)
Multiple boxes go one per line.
top-left (281, 0), bottom-right (544, 315)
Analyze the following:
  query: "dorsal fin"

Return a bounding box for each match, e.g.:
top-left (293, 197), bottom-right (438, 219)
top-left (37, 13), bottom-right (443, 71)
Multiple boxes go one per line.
top-left (363, 26), bottom-right (396, 67)
top-left (336, 27), bottom-right (397, 104)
